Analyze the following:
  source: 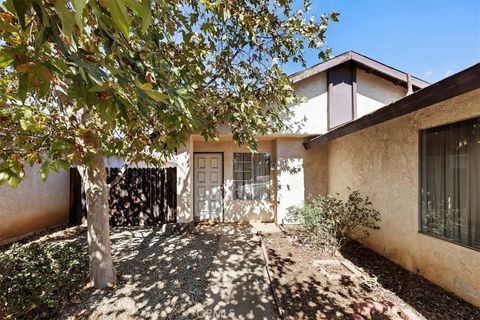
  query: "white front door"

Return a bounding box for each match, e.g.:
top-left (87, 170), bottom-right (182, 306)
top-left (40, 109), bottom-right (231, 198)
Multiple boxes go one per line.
top-left (194, 153), bottom-right (223, 221)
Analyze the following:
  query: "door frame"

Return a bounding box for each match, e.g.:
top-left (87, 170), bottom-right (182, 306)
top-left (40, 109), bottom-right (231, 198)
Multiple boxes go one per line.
top-left (193, 152), bottom-right (225, 222)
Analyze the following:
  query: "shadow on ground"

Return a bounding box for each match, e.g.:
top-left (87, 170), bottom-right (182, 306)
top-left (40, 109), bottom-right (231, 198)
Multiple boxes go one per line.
top-left (61, 224), bottom-right (277, 320)
top-left (195, 223), bottom-right (276, 320)
top-left (340, 240), bottom-right (480, 320)
top-left (266, 246), bottom-right (355, 320)
top-left (61, 228), bottom-right (219, 319)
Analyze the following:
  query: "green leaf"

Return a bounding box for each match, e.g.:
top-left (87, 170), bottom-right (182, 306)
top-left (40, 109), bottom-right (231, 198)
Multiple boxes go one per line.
top-left (54, 0), bottom-right (76, 40)
top-left (25, 153), bottom-right (39, 166)
top-left (13, 0), bottom-right (30, 30)
top-left (72, 0), bottom-right (87, 29)
top-left (19, 119), bottom-right (28, 130)
top-left (0, 172), bottom-right (9, 185)
top-left (124, 0), bottom-right (151, 33)
top-left (35, 27), bottom-right (52, 57)
top-left (39, 162), bottom-right (49, 182)
top-left (144, 90), bottom-right (168, 102)
top-left (134, 79), bottom-right (168, 102)
top-left (137, 101), bottom-right (149, 117)
top-left (18, 73), bottom-right (29, 101)
top-left (8, 174), bottom-right (21, 188)
top-left (0, 55), bottom-right (14, 68)
top-left (175, 88), bottom-right (189, 97)
top-left (50, 159), bottom-right (69, 172)
top-left (101, 0), bottom-right (130, 39)
top-left (88, 83), bottom-right (109, 92)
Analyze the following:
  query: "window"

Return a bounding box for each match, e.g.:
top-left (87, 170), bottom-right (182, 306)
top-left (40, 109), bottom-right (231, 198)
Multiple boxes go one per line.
top-left (233, 153), bottom-right (271, 200)
top-left (420, 117), bottom-right (480, 249)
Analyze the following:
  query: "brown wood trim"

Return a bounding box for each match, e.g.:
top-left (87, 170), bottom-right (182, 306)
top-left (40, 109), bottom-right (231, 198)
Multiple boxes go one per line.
top-left (326, 70), bottom-right (332, 130)
top-left (327, 62), bottom-right (356, 130)
top-left (289, 50), bottom-right (429, 89)
top-left (304, 63), bottom-right (480, 150)
top-left (348, 52), bottom-right (429, 89)
top-left (352, 66), bottom-right (357, 119)
top-left (291, 52), bottom-right (353, 84)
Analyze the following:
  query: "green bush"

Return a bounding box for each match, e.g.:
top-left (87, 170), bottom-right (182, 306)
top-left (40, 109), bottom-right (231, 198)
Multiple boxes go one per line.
top-left (0, 241), bottom-right (87, 319)
top-left (289, 188), bottom-right (381, 250)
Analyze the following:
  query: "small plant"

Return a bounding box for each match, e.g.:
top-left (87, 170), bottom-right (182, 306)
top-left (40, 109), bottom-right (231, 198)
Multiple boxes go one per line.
top-left (289, 188), bottom-right (381, 251)
top-left (0, 241), bottom-right (88, 319)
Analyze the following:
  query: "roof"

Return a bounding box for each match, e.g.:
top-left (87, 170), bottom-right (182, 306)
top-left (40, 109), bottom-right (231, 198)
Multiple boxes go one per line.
top-left (304, 63), bottom-right (480, 150)
top-left (289, 51), bottom-right (430, 90)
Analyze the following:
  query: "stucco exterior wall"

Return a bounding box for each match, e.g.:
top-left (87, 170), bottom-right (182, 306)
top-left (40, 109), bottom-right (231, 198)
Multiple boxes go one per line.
top-left (275, 138), bottom-right (329, 224)
top-left (0, 165), bottom-right (70, 244)
top-left (274, 138), bottom-right (306, 224)
top-left (176, 137), bottom-right (194, 223)
top-left (326, 89), bottom-right (480, 306)
top-left (177, 136), bottom-right (328, 224)
top-left (192, 139), bottom-right (276, 222)
top-left (281, 72), bottom-right (329, 135)
top-left (304, 144), bottom-right (329, 197)
top-left (356, 68), bottom-right (407, 118)
top-left (213, 68), bottom-right (405, 137)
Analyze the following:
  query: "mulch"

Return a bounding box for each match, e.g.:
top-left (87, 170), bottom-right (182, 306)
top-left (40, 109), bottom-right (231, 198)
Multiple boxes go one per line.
top-left (262, 229), bottom-right (480, 320)
top-left (0, 224), bottom-right (86, 252)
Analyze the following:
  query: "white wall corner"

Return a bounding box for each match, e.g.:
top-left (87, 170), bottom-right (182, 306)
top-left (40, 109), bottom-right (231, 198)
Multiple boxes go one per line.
top-left (176, 137), bottom-right (194, 223)
top-left (275, 139), bottom-right (306, 224)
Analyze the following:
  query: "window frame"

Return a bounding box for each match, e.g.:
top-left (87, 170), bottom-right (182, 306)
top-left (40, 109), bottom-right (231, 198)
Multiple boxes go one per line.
top-left (418, 117), bottom-right (480, 252)
top-left (232, 152), bottom-right (272, 201)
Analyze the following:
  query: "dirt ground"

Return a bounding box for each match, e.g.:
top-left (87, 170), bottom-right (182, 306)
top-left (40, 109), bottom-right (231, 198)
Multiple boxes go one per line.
top-left (262, 229), bottom-right (480, 320)
top-left (2, 224), bottom-right (276, 320)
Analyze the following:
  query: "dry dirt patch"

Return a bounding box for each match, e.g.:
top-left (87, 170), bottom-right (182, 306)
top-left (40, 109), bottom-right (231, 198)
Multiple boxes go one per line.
top-left (262, 229), bottom-right (480, 320)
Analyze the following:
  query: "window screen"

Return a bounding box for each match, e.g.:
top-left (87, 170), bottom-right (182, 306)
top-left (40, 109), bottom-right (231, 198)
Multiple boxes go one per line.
top-left (420, 117), bottom-right (480, 249)
top-left (233, 153), bottom-right (271, 200)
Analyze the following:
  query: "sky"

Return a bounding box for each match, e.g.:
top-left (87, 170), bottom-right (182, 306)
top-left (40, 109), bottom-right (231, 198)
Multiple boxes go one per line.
top-left (282, 0), bottom-right (480, 83)
top-left (1, 0), bottom-right (477, 83)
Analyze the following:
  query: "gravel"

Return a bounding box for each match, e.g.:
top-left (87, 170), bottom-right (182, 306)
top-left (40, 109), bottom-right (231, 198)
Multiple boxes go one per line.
top-left (58, 227), bottom-right (220, 320)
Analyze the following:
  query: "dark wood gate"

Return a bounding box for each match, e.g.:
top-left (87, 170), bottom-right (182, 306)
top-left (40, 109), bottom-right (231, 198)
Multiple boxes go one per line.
top-left (69, 167), bottom-right (177, 226)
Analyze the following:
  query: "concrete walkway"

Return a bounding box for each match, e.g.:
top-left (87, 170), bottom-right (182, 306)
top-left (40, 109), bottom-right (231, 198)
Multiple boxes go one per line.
top-left (195, 223), bottom-right (280, 320)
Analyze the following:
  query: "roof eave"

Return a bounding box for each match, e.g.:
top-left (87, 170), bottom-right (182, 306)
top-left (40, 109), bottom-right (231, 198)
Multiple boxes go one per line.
top-left (289, 50), bottom-right (429, 90)
top-left (303, 63), bottom-right (480, 150)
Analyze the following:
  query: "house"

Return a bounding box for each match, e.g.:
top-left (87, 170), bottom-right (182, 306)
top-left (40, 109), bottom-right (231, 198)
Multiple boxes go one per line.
top-left (1, 51), bottom-right (478, 306)
top-left (175, 51), bottom-right (480, 306)
top-left (175, 51), bottom-right (430, 225)
top-left (303, 62), bottom-right (480, 307)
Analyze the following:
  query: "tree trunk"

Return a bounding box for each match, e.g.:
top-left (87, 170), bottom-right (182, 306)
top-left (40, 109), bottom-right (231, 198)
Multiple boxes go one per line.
top-left (77, 132), bottom-right (116, 288)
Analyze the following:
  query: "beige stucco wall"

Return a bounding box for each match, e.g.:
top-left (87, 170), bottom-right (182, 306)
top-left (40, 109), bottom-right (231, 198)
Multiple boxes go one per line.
top-left (275, 138), bottom-right (329, 224)
top-left (0, 165), bottom-right (70, 244)
top-left (326, 88), bottom-right (480, 306)
top-left (279, 68), bottom-right (407, 135)
top-left (276, 138), bottom-right (305, 224)
top-left (190, 138), bottom-right (276, 222)
top-left (356, 68), bottom-right (407, 118)
top-left (176, 136), bottom-right (328, 224)
top-left (176, 137), bottom-right (194, 223)
top-left (304, 144), bottom-right (329, 197)
top-left (210, 68), bottom-right (406, 139)
top-left (281, 72), bottom-right (328, 135)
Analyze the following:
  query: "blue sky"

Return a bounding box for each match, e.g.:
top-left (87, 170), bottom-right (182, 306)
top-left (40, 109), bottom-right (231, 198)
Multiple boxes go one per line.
top-left (283, 0), bottom-right (480, 83)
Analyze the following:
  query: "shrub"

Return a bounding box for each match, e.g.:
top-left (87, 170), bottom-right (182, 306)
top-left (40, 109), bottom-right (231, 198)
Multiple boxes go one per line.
top-left (289, 188), bottom-right (381, 250)
top-left (0, 241), bottom-right (87, 319)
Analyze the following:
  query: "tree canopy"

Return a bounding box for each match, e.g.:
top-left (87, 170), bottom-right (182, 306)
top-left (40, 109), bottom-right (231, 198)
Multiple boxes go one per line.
top-left (0, 0), bottom-right (338, 287)
top-left (0, 0), bottom-right (337, 186)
